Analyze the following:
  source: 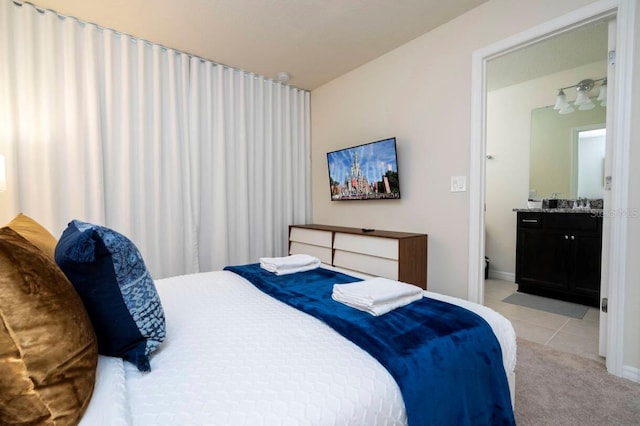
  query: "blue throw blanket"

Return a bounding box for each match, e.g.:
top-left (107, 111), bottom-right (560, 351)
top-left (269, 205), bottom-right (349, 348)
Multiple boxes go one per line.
top-left (224, 264), bottom-right (515, 426)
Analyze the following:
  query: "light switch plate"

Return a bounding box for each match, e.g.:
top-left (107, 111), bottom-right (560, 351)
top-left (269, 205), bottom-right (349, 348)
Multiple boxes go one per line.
top-left (451, 176), bottom-right (466, 192)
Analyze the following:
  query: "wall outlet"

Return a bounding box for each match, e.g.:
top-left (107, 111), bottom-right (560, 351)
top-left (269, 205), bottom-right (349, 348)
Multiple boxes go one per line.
top-left (451, 176), bottom-right (466, 192)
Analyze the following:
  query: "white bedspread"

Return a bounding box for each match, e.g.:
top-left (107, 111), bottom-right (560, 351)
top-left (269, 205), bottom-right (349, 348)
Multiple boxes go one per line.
top-left (81, 269), bottom-right (516, 426)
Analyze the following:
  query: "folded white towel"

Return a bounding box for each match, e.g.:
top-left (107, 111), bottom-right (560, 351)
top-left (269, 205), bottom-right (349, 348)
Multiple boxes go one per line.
top-left (332, 277), bottom-right (423, 316)
top-left (260, 259), bottom-right (321, 275)
top-left (332, 277), bottom-right (423, 306)
top-left (259, 254), bottom-right (320, 270)
top-left (332, 291), bottom-right (423, 316)
top-left (259, 254), bottom-right (321, 275)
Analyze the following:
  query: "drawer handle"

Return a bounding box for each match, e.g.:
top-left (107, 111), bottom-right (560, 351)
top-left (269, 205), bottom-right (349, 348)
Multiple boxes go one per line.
top-left (522, 219), bottom-right (538, 223)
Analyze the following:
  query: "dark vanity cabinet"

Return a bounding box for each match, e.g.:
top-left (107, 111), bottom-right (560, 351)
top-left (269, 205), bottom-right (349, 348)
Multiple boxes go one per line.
top-left (515, 211), bottom-right (602, 307)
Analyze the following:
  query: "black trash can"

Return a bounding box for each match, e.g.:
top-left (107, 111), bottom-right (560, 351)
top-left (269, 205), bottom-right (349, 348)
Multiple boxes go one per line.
top-left (484, 256), bottom-right (490, 279)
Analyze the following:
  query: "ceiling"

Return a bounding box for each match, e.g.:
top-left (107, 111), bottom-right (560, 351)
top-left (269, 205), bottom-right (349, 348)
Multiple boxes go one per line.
top-left (26, 0), bottom-right (487, 90)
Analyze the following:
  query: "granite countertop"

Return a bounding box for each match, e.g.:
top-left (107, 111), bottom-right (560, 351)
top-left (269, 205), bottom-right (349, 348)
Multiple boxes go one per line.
top-left (513, 208), bottom-right (603, 214)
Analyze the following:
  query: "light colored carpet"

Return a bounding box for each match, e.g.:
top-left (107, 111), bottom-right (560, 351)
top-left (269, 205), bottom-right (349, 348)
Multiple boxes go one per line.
top-left (515, 338), bottom-right (640, 425)
top-left (503, 292), bottom-right (588, 319)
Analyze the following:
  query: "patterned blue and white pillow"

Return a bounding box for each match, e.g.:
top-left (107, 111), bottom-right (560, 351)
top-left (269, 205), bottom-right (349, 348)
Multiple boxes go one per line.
top-left (55, 220), bottom-right (165, 372)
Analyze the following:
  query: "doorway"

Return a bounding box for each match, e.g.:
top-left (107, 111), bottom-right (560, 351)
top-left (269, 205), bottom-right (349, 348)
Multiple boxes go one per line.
top-left (573, 127), bottom-right (606, 199)
top-left (468, 0), bottom-right (635, 378)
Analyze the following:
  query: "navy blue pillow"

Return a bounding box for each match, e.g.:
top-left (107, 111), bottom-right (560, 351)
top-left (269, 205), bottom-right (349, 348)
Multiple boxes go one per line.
top-left (55, 220), bottom-right (165, 372)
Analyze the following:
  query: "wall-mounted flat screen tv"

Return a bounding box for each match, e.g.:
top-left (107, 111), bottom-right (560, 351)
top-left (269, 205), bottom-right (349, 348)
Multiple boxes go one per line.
top-left (327, 137), bottom-right (401, 201)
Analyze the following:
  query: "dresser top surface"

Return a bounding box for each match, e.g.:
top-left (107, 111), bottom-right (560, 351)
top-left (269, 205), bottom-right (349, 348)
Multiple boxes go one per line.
top-left (290, 224), bottom-right (427, 239)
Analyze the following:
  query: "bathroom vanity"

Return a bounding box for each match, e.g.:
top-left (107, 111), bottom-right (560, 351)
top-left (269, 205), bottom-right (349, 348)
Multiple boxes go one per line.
top-left (514, 209), bottom-right (602, 307)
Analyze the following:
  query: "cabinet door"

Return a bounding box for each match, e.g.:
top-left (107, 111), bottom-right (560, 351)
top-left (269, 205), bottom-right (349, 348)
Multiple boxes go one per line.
top-left (570, 231), bottom-right (602, 297)
top-left (517, 228), bottom-right (570, 290)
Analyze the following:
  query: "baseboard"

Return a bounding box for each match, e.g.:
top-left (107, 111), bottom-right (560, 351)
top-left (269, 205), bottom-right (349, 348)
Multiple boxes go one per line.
top-left (623, 365), bottom-right (640, 383)
top-left (488, 270), bottom-right (515, 282)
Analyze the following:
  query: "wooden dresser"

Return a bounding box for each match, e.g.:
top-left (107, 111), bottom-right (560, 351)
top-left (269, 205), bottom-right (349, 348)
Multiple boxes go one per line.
top-left (288, 224), bottom-right (428, 289)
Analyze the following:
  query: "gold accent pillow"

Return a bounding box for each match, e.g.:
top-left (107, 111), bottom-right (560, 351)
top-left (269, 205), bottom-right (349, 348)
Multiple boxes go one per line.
top-left (0, 227), bottom-right (98, 425)
top-left (6, 213), bottom-right (58, 260)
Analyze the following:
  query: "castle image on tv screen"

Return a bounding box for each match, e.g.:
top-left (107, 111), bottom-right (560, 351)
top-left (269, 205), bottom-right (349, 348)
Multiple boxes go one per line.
top-left (327, 138), bottom-right (400, 201)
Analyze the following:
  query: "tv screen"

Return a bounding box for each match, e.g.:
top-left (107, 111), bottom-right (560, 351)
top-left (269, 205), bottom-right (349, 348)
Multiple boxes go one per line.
top-left (327, 137), bottom-right (401, 201)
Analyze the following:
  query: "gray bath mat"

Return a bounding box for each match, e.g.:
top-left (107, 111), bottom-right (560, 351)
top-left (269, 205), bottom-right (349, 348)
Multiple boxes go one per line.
top-left (502, 292), bottom-right (589, 319)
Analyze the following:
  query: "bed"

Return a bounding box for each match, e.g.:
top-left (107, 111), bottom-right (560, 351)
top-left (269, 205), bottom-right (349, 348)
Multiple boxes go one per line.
top-left (79, 264), bottom-right (516, 425)
top-left (0, 215), bottom-right (516, 426)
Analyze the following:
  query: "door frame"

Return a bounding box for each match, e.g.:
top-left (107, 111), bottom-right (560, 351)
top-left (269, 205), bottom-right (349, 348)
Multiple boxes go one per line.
top-left (468, 0), bottom-right (636, 378)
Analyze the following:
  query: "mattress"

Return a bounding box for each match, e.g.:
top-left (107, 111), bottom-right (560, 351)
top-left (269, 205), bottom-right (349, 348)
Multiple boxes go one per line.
top-left (80, 268), bottom-right (516, 425)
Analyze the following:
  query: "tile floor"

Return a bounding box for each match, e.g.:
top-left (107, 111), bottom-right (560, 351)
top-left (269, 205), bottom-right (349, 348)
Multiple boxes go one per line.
top-left (484, 278), bottom-right (604, 363)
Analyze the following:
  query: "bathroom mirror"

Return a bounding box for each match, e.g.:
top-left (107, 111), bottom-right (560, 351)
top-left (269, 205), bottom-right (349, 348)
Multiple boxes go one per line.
top-left (529, 105), bottom-right (606, 199)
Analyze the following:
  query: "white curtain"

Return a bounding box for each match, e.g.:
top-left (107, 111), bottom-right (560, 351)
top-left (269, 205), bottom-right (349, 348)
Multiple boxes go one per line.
top-left (0, 0), bottom-right (311, 278)
top-left (189, 59), bottom-right (311, 271)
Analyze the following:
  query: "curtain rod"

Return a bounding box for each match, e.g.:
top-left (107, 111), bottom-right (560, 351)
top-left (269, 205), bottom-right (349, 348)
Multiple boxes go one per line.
top-left (12, 0), bottom-right (308, 92)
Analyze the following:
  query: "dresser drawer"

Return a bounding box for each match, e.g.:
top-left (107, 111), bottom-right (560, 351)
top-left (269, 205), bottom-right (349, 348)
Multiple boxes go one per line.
top-left (289, 227), bottom-right (333, 248)
top-left (518, 212), bottom-right (542, 228)
top-left (333, 250), bottom-right (399, 280)
top-left (288, 242), bottom-right (332, 264)
top-left (333, 233), bottom-right (399, 260)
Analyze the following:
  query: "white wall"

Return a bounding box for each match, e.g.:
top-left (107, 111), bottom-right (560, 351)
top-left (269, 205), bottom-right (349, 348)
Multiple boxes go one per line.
top-left (311, 0), bottom-right (640, 373)
top-left (486, 61), bottom-right (606, 278)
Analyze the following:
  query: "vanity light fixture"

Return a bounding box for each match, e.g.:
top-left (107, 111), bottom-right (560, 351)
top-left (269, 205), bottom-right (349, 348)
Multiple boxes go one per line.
top-left (553, 77), bottom-right (606, 114)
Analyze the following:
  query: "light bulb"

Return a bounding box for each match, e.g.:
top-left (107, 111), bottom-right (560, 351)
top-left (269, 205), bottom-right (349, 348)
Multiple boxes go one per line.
top-left (553, 90), bottom-right (569, 110)
top-left (597, 81), bottom-right (607, 106)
